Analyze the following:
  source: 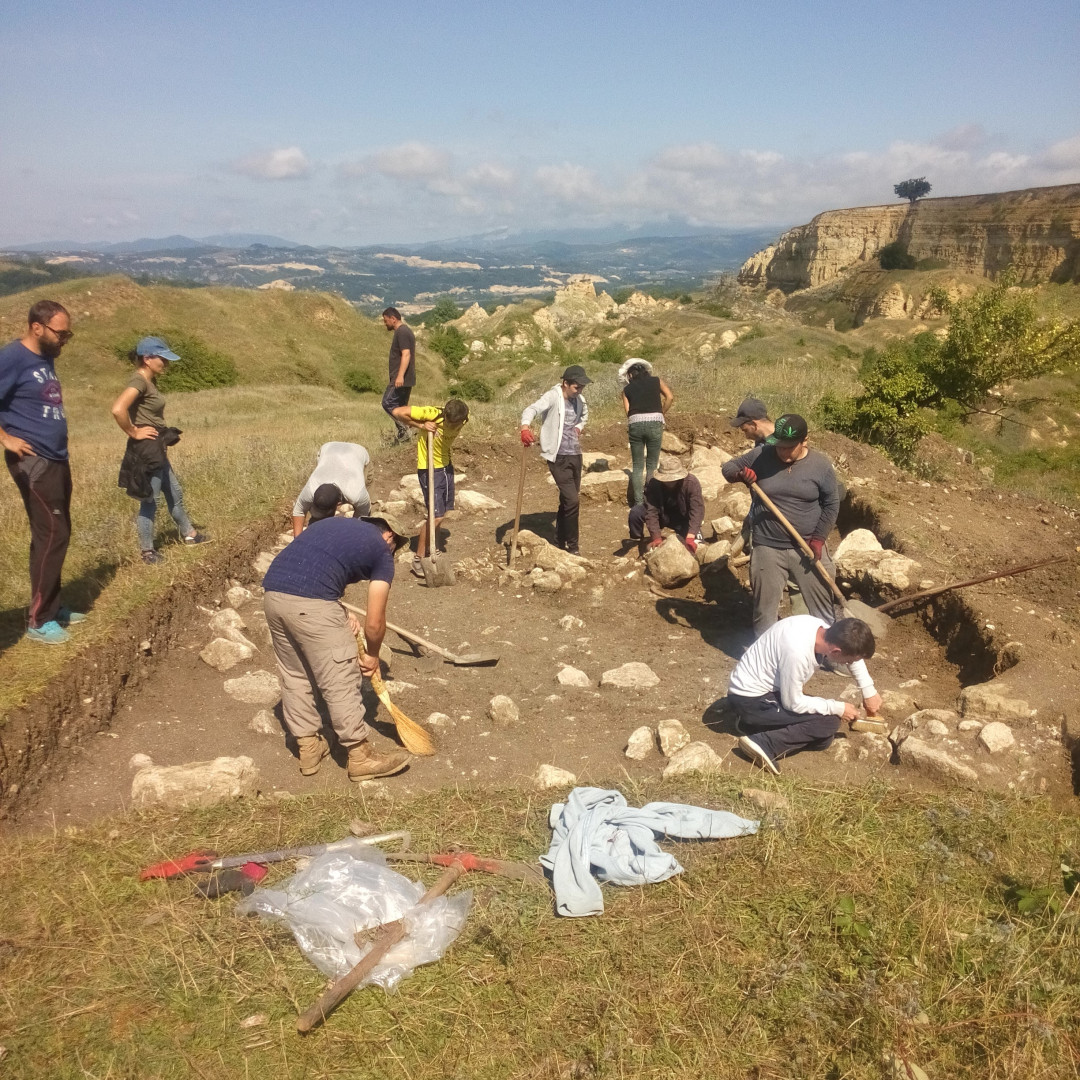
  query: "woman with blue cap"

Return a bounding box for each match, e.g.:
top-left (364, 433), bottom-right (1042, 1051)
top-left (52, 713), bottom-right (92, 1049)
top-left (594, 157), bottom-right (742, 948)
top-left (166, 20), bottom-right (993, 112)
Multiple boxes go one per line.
top-left (111, 336), bottom-right (209, 563)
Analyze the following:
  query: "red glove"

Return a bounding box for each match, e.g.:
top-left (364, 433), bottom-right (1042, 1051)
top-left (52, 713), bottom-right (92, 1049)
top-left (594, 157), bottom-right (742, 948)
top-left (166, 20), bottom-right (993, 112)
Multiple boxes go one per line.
top-left (808, 538), bottom-right (824, 561)
top-left (684, 536), bottom-right (698, 553)
top-left (735, 467), bottom-right (757, 486)
top-left (647, 537), bottom-right (664, 550)
top-left (520, 428), bottom-right (535, 447)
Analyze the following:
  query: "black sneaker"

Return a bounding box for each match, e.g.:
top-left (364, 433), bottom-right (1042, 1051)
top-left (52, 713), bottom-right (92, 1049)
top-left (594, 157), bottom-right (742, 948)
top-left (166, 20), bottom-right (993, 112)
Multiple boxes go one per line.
top-left (738, 735), bottom-right (781, 775)
top-left (183, 532), bottom-right (212, 545)
top-left (141, 550), bottom-right (165, 565)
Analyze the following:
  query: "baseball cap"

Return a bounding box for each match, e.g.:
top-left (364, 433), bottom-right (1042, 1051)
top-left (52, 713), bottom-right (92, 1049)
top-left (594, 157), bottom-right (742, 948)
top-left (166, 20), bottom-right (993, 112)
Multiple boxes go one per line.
top-left (767, 413), bottom-right (809, 445)
top-left (729, 397), bottom-right (769, 427)
top-left (136, 336), bottom-right (181, 362)
top-left (654, 453), bottom-right (689, 482)
top-left (308, 483), bottom-right (343, 523)
top-left (561, 365), bottom-right (592, 387)
top-left (361, 512), bottom-right (411, 551)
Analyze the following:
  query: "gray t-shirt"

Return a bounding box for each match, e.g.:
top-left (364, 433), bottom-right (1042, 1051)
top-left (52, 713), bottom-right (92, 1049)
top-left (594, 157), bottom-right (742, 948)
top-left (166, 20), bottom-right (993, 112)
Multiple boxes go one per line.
top-left (722, 444), bottom-right (839, 548)
top-left (293, 442), bottom-right (371, 517)
top-left (558, 404), bottom-right (581, 455)
top-left (126, 372), bottom-right (167, 430)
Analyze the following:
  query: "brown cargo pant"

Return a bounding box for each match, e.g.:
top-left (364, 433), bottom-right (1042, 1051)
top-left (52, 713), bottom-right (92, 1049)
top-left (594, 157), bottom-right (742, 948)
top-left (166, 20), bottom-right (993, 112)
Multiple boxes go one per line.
top-left (263, 590), bottom-right (370, 749)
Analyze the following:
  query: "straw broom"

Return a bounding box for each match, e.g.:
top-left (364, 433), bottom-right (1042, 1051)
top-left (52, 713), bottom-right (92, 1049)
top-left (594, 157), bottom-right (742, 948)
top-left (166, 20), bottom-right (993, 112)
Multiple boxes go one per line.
top-left (354, 628), bottom-right (436, 755)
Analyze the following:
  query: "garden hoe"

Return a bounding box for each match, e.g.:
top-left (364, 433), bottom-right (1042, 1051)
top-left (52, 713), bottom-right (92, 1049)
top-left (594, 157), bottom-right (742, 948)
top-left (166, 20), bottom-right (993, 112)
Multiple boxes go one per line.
top-left (749, 482), bottom-right (892, 641)
top-left (421, 429), bottom-right (455, 587)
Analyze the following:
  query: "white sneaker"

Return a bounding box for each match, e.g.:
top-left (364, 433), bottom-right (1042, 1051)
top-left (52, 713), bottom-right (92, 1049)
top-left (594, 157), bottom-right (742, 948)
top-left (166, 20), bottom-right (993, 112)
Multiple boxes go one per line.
top-left (738, 735), bottom-right (781, 775)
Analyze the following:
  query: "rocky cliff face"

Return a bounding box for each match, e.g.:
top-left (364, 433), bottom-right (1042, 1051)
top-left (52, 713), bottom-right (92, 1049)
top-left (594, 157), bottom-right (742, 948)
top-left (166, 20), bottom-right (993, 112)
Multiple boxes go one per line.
top-left (739, 183), bottom-right (1080, 292)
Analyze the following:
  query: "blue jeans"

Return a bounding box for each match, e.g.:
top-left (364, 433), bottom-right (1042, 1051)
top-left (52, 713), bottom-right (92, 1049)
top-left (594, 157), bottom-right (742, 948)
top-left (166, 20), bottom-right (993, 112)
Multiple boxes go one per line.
top-left (138, 464), bottom-right (194, 551)
top-left (628, 421), bottom-right (663, 506)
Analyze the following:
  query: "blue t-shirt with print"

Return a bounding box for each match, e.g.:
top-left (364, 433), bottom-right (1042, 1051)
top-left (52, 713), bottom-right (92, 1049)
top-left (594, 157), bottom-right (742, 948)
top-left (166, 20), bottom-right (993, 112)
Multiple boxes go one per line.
top-left (262, 517), bottom-right (395, 601)
top-left (0, 340), bottom-right (68, 460)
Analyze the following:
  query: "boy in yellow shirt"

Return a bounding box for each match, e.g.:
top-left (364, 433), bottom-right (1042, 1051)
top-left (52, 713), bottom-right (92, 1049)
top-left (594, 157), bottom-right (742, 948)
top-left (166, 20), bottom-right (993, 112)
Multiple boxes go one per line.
top-left (392, 398), bottom-right (470, 576)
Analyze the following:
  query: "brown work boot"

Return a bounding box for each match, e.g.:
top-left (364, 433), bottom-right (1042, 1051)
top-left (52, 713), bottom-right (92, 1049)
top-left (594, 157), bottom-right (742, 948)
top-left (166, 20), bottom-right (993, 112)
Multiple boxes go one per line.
top-left (296, 734), bottom-right (330, 776)
top-left (347, 740), bottom-right (411, 782)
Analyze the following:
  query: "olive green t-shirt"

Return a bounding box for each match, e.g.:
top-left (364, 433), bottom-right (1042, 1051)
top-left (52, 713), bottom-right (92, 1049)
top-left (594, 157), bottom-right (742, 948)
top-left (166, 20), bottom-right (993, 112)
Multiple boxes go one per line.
top-left (126, 372), bottom-right (167, 430)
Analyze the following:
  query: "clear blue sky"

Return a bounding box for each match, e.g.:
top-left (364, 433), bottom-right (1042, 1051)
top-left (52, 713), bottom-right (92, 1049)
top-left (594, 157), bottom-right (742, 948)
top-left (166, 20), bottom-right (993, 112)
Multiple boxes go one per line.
top-left (2, 0), bottom-right (1078, 245)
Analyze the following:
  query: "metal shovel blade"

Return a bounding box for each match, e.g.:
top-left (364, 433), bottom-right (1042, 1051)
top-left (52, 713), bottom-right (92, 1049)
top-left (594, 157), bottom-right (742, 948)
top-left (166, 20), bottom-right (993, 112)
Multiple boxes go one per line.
top-left (842, 597), bottom-right (891, 641)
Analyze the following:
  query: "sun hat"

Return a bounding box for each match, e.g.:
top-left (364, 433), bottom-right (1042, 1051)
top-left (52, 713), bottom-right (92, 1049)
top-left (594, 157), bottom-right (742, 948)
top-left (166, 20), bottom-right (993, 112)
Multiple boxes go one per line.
top-left (361, 512), bottom-right (411, 551)
top-left (653, 453), bottom-right (689, 483)
top-left (136, 336), bottom-right (181, 362)
top-left (617, 357), bottom-right (653, 385)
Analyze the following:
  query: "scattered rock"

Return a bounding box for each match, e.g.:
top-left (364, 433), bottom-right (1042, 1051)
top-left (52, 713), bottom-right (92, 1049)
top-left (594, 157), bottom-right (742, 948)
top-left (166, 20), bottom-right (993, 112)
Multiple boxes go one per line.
top-left (209, 608), bottom-right (245, 635)
top-left (657, 718), bottom-right (691, 756)
top-left (455, 489), bottom-right (503, 513)
top-left (239, 1014), bottom-right (269, 1030)
top-left (924, 718), bottom-right (951, 736)
top-left (128, 753), bottom-right (153, 771)
top-left (512, 529), bottom-right (590, 582)
top-left (579, 469), bottom-right (632, 501)
top-left (741, 788), bottom-right (789, 812)
top-left (226, 585), bottom-right (255, 608)
top-left (959, 681), bottom-right (1035, 721)
top-left (533, 764), bottom-right (577, 789)
top-left (223, 670), bottom-right (280, 706)
top-left (426, 711), bottom-right (455, 729)
top-left (884, 1054), bottom-right (929, 1080)
top-left (253, 551), bottom-right (275, 577)
top-left (488, 695), bottom-right (520, 727)
top-left (199, 637), bottom-right (255, 672)
top-left (624, 726), bottom-right (656, 760)
top-left (662, 741), bottom-right (724, 777)
top-left (531, 569), bottom-right (564, 593)
top-left (249, 710), bottom-right (280, 736)
top-left (697, 539), bottom-right (730, 565)
top-left (645, 534), bottom-right (700, 588)
top-left (691, 465), bottom-right (728, 501)
top-left (897, 738), bottom-right (978, 784)
top-left (131, 756), bottom-right (261, 809)
top-left (558, 615), bottom-right (585, 631)
top-left (689, 445), bottom-right (731, 472)
top-left (660, 432), bottom-right (687, 453)
top-left (715, 487), bottom-right (752, 520)
top-left (907, 708), bottom-right (958, 727)
top-left (958, 719), bottom-right (983, 733)
top-left (711, 515), bottom-right (738, 536)
top-left (557, 665), bottom-right (592, 688)
top-left (601, 662), bottom-right (660, 689)
top-left (582, 451), bottom-right (618, 472)
top-left (834, 529), bottom-right (919, 591)
top-left (977, 721), bottom-right (1016, 754)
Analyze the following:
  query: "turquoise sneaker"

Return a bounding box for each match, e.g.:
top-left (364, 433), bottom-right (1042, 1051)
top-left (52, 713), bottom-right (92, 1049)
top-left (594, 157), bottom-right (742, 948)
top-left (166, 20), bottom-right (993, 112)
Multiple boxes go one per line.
top-left (26, 620), bottom-right (71, 645)
top-left (57, 607), bottom-right (87, 626)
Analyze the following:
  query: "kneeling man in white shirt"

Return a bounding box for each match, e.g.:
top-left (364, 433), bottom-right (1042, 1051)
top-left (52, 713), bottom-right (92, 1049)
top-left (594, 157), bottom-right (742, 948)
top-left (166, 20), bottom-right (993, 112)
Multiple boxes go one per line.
top-left (727, 615), bottom-right (882, 774)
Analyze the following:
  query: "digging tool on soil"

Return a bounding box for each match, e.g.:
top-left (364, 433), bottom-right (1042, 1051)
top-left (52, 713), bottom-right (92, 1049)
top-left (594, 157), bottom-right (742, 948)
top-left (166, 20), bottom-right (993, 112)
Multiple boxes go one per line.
top-left (368, 669), bottom-right (436, 755)
top-left (508, 443), bottom-right (528, 569)
top-left (386, 850), bottom-right (547, 886)
top-left (850, 717), bottom-right (890, 735)
top-left (420, 430), bottom-right (455, 587)
top-left (748, 482), bottom-right (892, 640)
top-left (296, 861), bottom-right (466, 1033)
top-left (138, 832), bottom-right (413, 880)
top-left (342, 601), bottom-right (499, 666)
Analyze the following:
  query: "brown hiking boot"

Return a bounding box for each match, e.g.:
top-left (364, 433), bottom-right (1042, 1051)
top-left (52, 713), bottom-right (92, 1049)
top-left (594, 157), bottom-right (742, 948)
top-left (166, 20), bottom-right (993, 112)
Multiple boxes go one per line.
top-left (347, 740), bottom-right (411, 782)
top-left (297, 734), bottom-right (330, 775)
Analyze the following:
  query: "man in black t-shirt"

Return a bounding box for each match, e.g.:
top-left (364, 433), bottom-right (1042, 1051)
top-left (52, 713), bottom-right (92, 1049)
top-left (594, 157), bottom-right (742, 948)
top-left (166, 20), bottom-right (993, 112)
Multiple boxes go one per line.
top-left (381, 307), bottom-right (416, 443)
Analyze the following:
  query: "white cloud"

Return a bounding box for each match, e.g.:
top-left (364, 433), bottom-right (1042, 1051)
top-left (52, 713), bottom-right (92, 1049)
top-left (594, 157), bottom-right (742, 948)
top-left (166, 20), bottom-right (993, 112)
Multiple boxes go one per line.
top-left (370, 141), bottom-right (452, 181)
top-left (1039, 134), bottom-right (1080, 173)
top-left (231, 147), bottom-right (312, 181)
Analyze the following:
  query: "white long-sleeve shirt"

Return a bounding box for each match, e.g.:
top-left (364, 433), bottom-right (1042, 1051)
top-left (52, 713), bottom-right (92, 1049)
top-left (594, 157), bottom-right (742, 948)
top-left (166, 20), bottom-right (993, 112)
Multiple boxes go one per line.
top-left (727, 615), bottom-right (876, 716)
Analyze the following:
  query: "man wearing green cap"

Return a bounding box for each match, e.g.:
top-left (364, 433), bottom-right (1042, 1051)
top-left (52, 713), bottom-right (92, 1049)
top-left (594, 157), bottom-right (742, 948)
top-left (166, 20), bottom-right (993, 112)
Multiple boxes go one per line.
top-left (722, 413), bottom-right (841, 636)
top-left (520, 365), bottom-right (591, 554)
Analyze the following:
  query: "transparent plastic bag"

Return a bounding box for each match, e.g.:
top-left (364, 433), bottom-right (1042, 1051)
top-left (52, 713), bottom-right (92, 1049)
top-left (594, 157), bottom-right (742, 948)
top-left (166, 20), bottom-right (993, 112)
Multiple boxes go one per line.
top-left (237, 848), bottom-right (471, 990)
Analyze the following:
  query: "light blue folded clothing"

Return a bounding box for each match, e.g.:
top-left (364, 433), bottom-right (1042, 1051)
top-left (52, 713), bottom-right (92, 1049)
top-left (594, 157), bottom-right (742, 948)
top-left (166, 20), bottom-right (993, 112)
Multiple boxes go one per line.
top-left (540, 786), bottom-right (759, 917)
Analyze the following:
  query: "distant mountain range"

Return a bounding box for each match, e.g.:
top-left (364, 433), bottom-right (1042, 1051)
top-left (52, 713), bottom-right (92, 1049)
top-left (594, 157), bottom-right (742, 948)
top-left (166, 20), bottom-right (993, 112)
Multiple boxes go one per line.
top-left (1, 226), bottom-right (783, 311)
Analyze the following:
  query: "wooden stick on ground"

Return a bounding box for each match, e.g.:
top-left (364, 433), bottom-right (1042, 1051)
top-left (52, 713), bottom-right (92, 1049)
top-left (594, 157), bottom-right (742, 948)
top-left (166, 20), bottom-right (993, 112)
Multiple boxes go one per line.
top-left (296, 862), bottom-right (465, 1033)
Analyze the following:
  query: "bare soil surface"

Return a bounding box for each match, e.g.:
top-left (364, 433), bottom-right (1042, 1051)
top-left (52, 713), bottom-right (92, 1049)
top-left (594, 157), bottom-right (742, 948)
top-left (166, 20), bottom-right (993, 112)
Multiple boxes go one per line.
top-left (12, 419), bottom-right (1080, 830)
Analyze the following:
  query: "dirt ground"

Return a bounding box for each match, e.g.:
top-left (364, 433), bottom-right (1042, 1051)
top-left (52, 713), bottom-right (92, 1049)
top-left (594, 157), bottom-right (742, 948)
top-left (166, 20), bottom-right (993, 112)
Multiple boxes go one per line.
top-left (12, 418), bottom-right (1080, 830)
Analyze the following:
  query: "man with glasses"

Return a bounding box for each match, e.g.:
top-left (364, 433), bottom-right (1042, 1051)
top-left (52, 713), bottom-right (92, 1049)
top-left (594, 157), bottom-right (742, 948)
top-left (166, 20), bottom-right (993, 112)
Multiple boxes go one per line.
top-left (0, 300), bottom-right (84, 644)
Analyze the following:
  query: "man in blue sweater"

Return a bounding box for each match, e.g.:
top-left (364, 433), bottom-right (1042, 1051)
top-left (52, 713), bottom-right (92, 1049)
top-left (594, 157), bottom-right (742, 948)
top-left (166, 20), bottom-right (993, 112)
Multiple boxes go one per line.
top-left (0, 300), bottom-right (83, 645)
top-left (262, 512), bottom-right (413, 782)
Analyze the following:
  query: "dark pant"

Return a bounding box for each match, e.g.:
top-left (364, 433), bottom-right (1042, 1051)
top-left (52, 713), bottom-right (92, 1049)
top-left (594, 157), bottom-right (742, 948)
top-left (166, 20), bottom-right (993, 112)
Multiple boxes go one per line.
top-left (628, 503), bottom-right (689, 542)
top-left (729, 691), bottom-right (839, 760)
top-left (6, 451), bottom-right (72, 628)
top-left (749, 543), bottom-right (838, 638)
top-left (628, 420), bottom-right (663, 506)
top-left (548, 454), bottom-right (582, 552)
top-left (381, 384), bottom-right (412, 438)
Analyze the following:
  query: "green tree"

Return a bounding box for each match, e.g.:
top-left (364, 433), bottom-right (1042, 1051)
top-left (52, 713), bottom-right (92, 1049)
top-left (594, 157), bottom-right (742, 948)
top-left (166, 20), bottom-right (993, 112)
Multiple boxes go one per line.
top-left (427, 325), bottom-right (469, 373)
top-left (420, 296), bottom-right (462, 327)
top-left (894, 177), bottom-right (932, 204)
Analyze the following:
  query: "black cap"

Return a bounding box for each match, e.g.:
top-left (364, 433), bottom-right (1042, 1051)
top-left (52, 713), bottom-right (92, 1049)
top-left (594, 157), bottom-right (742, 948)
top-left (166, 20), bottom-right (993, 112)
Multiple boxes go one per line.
top-left (729, 397), bottom-right (769, 427)
top-left (308, 483), bottom-right (343, 523)
top-left (767, 413), bottom-right (809, 445)
top-left (561, 365), bottom-right (591, 387)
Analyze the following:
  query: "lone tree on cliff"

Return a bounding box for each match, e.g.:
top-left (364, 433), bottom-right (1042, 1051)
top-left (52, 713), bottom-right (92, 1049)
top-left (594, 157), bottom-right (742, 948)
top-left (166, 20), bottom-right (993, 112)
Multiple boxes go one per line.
top-left (894, 177), bottom-right (932, 204)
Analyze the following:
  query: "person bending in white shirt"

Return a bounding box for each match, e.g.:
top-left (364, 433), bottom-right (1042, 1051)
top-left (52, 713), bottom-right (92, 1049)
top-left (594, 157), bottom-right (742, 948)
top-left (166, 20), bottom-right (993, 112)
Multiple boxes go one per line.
top-left (726, 615), bottom-right (882, 774)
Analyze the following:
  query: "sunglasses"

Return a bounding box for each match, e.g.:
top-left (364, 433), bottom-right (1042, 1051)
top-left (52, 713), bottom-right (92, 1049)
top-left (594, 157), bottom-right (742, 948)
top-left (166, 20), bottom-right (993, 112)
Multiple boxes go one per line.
top-left (43, 324), bottom-right (74, 342)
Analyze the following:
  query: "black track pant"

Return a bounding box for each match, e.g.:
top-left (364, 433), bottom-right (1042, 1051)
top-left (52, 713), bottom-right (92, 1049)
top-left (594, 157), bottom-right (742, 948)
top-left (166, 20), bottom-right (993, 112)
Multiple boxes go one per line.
top-left (728, 691), bottom-right (839, 760)
top-left (547, 453), bottom-right (582, 552)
